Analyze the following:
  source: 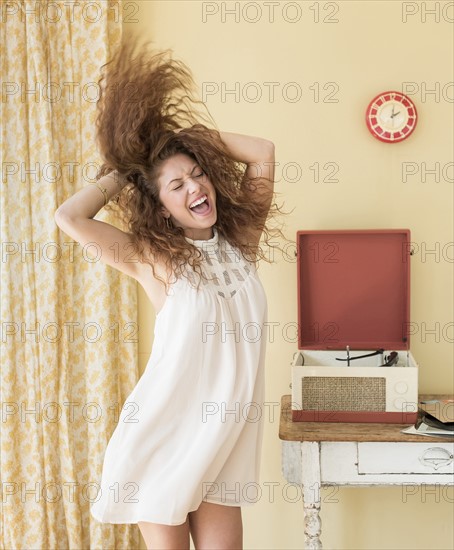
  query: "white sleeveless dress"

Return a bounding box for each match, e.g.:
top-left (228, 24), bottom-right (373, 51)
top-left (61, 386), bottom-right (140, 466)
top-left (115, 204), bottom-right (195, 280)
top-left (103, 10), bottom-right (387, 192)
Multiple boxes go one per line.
top-left (90, 226), bottom-right (268, 525)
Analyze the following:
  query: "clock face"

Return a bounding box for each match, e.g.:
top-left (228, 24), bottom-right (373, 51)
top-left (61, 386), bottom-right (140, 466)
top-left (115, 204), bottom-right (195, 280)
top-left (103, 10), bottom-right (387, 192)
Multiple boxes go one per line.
top-left (366, 91), bottom-right (418, 143)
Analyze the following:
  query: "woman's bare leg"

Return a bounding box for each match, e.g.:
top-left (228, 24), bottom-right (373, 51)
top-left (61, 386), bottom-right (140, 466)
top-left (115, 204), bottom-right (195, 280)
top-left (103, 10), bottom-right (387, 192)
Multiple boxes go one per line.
top-left (138, 517), bottom-right (190, 550)
top-left (188, 500), bottom-right (243, 550)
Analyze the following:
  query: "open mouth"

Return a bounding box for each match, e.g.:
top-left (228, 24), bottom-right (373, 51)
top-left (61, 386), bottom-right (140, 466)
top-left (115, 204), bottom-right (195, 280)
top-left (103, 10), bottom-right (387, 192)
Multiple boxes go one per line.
top-left (189, 195), bottom-right (212, 216)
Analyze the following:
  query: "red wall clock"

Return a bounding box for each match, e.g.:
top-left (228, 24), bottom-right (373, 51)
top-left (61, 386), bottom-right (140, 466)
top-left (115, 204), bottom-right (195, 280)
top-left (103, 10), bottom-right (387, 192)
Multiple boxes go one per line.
top-left (365, 91), bottom-right (418, 143)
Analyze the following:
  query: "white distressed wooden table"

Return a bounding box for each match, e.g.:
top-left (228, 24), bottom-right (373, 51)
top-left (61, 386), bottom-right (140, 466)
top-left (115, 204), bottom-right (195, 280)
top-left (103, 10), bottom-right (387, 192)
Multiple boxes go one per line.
top-left (279, 394), bottom-right (454, 549)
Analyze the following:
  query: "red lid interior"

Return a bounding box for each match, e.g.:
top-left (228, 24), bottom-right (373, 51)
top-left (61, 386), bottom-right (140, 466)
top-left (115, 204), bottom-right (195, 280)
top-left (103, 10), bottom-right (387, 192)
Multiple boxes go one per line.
top-left (297, 229), bottom-right (411, 350)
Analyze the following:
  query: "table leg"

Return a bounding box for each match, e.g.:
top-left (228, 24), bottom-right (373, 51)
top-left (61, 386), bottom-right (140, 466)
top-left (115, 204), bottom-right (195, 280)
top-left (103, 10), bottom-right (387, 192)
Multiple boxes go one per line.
top-left (302, 441), bottom-right (322, 549)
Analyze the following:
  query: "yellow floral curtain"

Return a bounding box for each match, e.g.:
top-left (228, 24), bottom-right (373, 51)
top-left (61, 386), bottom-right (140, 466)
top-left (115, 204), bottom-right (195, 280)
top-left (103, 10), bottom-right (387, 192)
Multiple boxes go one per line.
top-left (1, 2), bottom-right (140, 548)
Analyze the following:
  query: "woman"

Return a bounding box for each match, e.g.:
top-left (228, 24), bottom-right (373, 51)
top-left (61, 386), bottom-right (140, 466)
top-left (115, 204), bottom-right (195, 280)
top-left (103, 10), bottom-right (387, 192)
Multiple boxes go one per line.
top-left (55, 39), bottom-right (286, 550)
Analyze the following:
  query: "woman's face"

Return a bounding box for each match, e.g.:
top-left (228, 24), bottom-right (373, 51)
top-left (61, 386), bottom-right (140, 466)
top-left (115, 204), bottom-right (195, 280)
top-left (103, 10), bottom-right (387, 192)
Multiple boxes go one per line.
top-left (157, 153), bottom-right (217, 240)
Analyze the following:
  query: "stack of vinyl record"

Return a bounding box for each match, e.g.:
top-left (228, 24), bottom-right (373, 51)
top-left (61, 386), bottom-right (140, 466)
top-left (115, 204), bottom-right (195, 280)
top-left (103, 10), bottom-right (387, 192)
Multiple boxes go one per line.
top-left (402, 399), bottom-right (454, 438)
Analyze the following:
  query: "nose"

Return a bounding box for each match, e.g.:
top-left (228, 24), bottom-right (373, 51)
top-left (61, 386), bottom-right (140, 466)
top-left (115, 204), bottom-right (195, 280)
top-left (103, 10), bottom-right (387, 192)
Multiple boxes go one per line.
top-left (187, 177), bottom-right (203, 192)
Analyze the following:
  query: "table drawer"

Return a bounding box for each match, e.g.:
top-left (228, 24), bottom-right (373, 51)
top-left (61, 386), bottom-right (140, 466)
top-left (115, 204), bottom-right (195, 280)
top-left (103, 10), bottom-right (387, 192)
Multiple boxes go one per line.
top-left (358, 442), bottom-right (454, 474)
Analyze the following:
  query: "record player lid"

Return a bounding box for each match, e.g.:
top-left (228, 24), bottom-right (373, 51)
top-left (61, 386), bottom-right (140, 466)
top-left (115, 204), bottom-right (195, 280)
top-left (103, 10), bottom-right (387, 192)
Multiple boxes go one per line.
top-left (296, 229), bottom-right (411, 350)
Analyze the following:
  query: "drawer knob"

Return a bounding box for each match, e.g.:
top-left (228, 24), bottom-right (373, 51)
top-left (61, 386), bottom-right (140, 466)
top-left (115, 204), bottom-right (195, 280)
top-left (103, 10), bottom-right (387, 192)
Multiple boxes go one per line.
top-left (418, 447), bottom-right (454, 470)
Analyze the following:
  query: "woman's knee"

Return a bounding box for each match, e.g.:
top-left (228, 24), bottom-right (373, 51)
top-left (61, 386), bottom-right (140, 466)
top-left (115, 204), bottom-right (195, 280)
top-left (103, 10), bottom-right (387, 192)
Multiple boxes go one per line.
top-left (188, 501), bottom-right (243, 550)
top-left (138, 517), bottom-right (190, 550)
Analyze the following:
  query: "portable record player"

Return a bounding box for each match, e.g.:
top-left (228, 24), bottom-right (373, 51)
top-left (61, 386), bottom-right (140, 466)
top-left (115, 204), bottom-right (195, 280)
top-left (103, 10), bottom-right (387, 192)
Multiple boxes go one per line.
top-left (291, 229), bottom-right (419, 423)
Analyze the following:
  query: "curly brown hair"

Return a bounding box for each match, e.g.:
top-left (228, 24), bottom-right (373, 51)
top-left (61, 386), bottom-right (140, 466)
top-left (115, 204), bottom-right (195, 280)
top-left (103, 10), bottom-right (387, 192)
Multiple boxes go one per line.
top-left (95, 38), bottom-right (291, 294)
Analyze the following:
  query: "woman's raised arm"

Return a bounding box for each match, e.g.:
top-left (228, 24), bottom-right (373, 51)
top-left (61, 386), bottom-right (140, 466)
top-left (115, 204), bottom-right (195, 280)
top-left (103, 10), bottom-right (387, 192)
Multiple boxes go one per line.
top-left (216, 131), bottom-right (276, 247)
top-left (53, 172), bottom-right (147, 281)
top-left (55, 171), bottom-right (127, 220)
top-left (218, 130), bottom-right (275, 184)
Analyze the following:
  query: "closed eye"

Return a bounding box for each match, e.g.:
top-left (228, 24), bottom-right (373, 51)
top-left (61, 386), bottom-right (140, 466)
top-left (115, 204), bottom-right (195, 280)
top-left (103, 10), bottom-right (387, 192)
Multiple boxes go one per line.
top-left (173, 171), bottom-right (204, 189)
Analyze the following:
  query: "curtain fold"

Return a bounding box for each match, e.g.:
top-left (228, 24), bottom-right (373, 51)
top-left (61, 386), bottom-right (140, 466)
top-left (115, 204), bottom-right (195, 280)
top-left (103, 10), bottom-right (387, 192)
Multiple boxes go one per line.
top-left (1, 2), bottom-right (140, 548)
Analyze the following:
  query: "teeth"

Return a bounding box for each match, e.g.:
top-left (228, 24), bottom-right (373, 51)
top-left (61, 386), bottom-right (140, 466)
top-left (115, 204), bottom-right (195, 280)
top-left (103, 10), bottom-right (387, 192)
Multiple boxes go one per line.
top-left (189, 195), bottom-right (207, 209)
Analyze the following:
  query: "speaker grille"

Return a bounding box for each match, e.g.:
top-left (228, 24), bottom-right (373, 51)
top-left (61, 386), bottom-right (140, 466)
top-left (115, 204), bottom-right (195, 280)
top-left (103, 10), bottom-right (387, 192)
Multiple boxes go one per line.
top-left (302, 377), bottom-right (386, 411)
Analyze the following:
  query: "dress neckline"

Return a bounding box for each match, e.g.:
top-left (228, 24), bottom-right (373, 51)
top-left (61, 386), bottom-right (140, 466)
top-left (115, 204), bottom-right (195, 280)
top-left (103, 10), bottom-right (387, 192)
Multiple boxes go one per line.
top-left (184, 226), bottom-right (219, 249)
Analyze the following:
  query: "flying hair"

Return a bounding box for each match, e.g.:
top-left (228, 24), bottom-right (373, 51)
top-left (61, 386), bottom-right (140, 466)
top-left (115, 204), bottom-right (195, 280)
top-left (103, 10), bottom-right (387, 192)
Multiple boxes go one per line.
top-left (94, 37), bottom-right (291, 294)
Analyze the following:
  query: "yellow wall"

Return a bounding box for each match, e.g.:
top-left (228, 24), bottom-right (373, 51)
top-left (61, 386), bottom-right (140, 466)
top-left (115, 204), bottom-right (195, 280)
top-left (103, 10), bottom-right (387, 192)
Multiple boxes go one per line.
top-left (125, 1), bottom-right (453, 549)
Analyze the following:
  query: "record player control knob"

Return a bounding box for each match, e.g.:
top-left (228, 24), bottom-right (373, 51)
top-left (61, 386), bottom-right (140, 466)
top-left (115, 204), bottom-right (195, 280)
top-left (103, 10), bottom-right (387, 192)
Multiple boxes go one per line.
top-left (394, 382), bottom-right (408, 394)
top-left (393, 397), bottom-right (407, 410)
